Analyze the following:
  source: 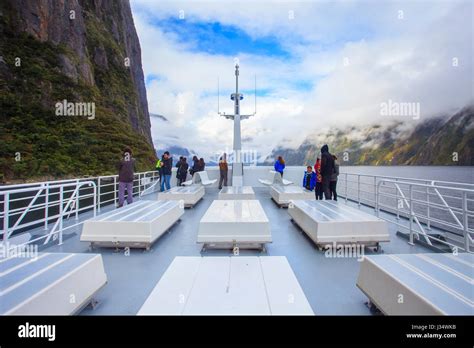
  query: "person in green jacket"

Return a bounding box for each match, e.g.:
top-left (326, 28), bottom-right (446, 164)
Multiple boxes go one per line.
top-left (155, 158), bottom-right (162, 180)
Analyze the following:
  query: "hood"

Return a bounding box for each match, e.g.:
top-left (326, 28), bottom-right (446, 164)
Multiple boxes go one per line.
top-left (321, 144), bottom-right (329, 153)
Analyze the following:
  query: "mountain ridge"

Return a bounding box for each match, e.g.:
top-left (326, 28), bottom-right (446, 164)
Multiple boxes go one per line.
top-left (265, 106), bottom-right (474, 166)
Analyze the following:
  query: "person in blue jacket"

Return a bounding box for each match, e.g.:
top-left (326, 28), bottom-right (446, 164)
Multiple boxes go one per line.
top-left (274, 156), bottom-right (286, 177)
top-left (302, 165), bottom-right (316, 191)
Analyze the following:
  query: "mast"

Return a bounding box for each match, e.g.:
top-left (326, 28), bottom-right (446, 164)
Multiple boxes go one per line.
top-left (218, 64), bottom-right (256, 187)
top-left (233, 64), bottom-right (241, 165)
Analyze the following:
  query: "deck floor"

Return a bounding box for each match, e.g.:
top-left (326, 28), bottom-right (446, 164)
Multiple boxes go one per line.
top-left (25, 187), bottom-right (432, 315)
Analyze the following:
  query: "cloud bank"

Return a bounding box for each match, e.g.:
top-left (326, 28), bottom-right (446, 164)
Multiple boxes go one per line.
top-left (131, 0), bottom-right (473, 161)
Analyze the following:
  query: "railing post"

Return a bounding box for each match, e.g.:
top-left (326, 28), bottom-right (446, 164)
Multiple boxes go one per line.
top-left (344, 173), bottom-right (348, 203)
top-left (59, 186), bottom-right (63, 245)
top-left (138, 173), bottom-right (141, 197)
top-left (75, 180), bottom-right (79, 221)
top-left (462, 191), bottom-right (469, 252)
top-left (44, 183), bottom-right (49, 230)
top-left (375, 182), bottom-right (379, 217)
top-left (357, 175), bottom-right (361, 207)
top-left (395, 180), bottom-right (400, 221)
top-left (373, 176), bottom-right (376, 211)
top-left (113, 176), bottom-right (117, 208)
top-left (426, 185), bottom-right (431, 230)
top-left (92, 184), bottom-right (97, 218)
top-left (408, 185), bottom-right (414, 245)
top-left (97, 177), bottom-right (101, 213)
top-left (3, 192), bottom-right (9, 242)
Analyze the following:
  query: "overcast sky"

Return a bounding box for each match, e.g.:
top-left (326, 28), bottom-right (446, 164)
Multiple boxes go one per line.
top-left (131, 0), bottom-right (473, 160)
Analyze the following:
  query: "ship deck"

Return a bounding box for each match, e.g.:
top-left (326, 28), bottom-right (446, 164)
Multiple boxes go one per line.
top-left (25, 186), bottom-right (437, 315)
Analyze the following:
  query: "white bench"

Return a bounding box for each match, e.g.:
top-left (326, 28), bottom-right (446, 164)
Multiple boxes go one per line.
top-left (183, 171), bottom-right (217, 186)
top-left (198, 200), bottom-right (271, 250)
top-left (271, 185), bottom-right (314, 207)
top-left (81, 200), bottom-right (184, 250)
top-left (0, 252), bottom-right (107, 315)
top-left (158, 185), bottom-right (204, 207)
top-left (288, 200), bottom-right (389, 250)
top-left (357, 253), bottom-right (473, 315)
top-left (138, 256), bottom-right (313, 315)
top-left (258, 170), bottom-right (293, 186)
top-left (218, 186), bottom-right (255, 200)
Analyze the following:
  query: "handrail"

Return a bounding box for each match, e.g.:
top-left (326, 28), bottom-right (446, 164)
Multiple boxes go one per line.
top-left (377, 180), bottom-right (432, 245)
top-left (1, 168), bottom-right (472, 253)
top-left (6, 184), bottom-right (46, 239)
top-left (0, 169), bottom-right (162, 246)
top-left (341, 172), bottom-right (474, 188)
top-left (43, 181), bottom-right (96, 245)
top-left (377, 179), bottom-right (474, 193)
top-left (140, 177), bottom-right (161, 197)
top-left (1, 181), bottom-right (97, 249)
top-left (375, 178), bottom-right (473, 252)
top-left (0, 170), bottom-right (159, 190)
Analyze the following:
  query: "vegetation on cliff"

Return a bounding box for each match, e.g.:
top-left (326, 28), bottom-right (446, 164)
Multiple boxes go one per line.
top-left (0, 0), bottom-right (156, 182)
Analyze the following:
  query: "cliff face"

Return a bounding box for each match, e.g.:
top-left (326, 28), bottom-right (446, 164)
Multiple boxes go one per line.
top-left (0, 0), bottom-right (155, 181)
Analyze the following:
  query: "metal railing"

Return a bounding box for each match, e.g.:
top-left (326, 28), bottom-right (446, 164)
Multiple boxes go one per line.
top-left (338, 172), bottom-right (474, 252)
top-left (375, 179), bottom-right (473, 252)
top-left (1, 168), bottom-right (473, 253)
top-left (338, 172), bottom-right (474, 207)
top-left (0, 171), bottom-right (160, 251)
top-left (1, 181), bottom-right (96, 250)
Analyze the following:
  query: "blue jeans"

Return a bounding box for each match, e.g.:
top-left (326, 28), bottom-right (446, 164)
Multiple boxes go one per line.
top-left (160, 175), bottom-right (171, 191)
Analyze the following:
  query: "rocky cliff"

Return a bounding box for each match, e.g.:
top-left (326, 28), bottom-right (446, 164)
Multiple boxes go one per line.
top-left (0, 0), bottom-right (155, 181)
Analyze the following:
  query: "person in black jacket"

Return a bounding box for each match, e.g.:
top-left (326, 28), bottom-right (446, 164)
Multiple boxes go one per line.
top-left (175, 156), bottom-right (183, 181)
top-left (177, 157), bottom-right (189, 186)
top-left (330, 155), bottom-right (339, 200)
top-left (160, 151), bottom-right (173, 191)
top-left (320, 144), bottom-right (335, 200)
top-left (198, 158), bottom-right (205, 172)
top-left (190, 155), bottom-right (199, 176)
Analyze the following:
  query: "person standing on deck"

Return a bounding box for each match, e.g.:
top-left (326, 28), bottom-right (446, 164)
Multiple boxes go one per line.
top-left (302, 165), bottom-right (316, 191)
top-left (190, 155), bottom-right (199, 176)
top-left (117, 147), bottom-right (135, 207)
top-left (160, 151), bottom-right (173, 191)
top-left (330, 155), bottom-right (339, 200)
top-left (155, 157), bottom-right (162, 181)
top-left (274, 156), bottom-right (285, 178)
top-left (314, 157), bottom-right (323, 200)
top-left (175, 156), bottom-right (183, 183)
top-left (320, 144), bottom-right (335, 200)
top-left (198, 158), bottom-right (206, 172)
top-left (218, 153), bottom-right (229, 189)
top-left (177, 157), bottom-right (189, 186)
top-left (176, 156), bottom-right (183, 169)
